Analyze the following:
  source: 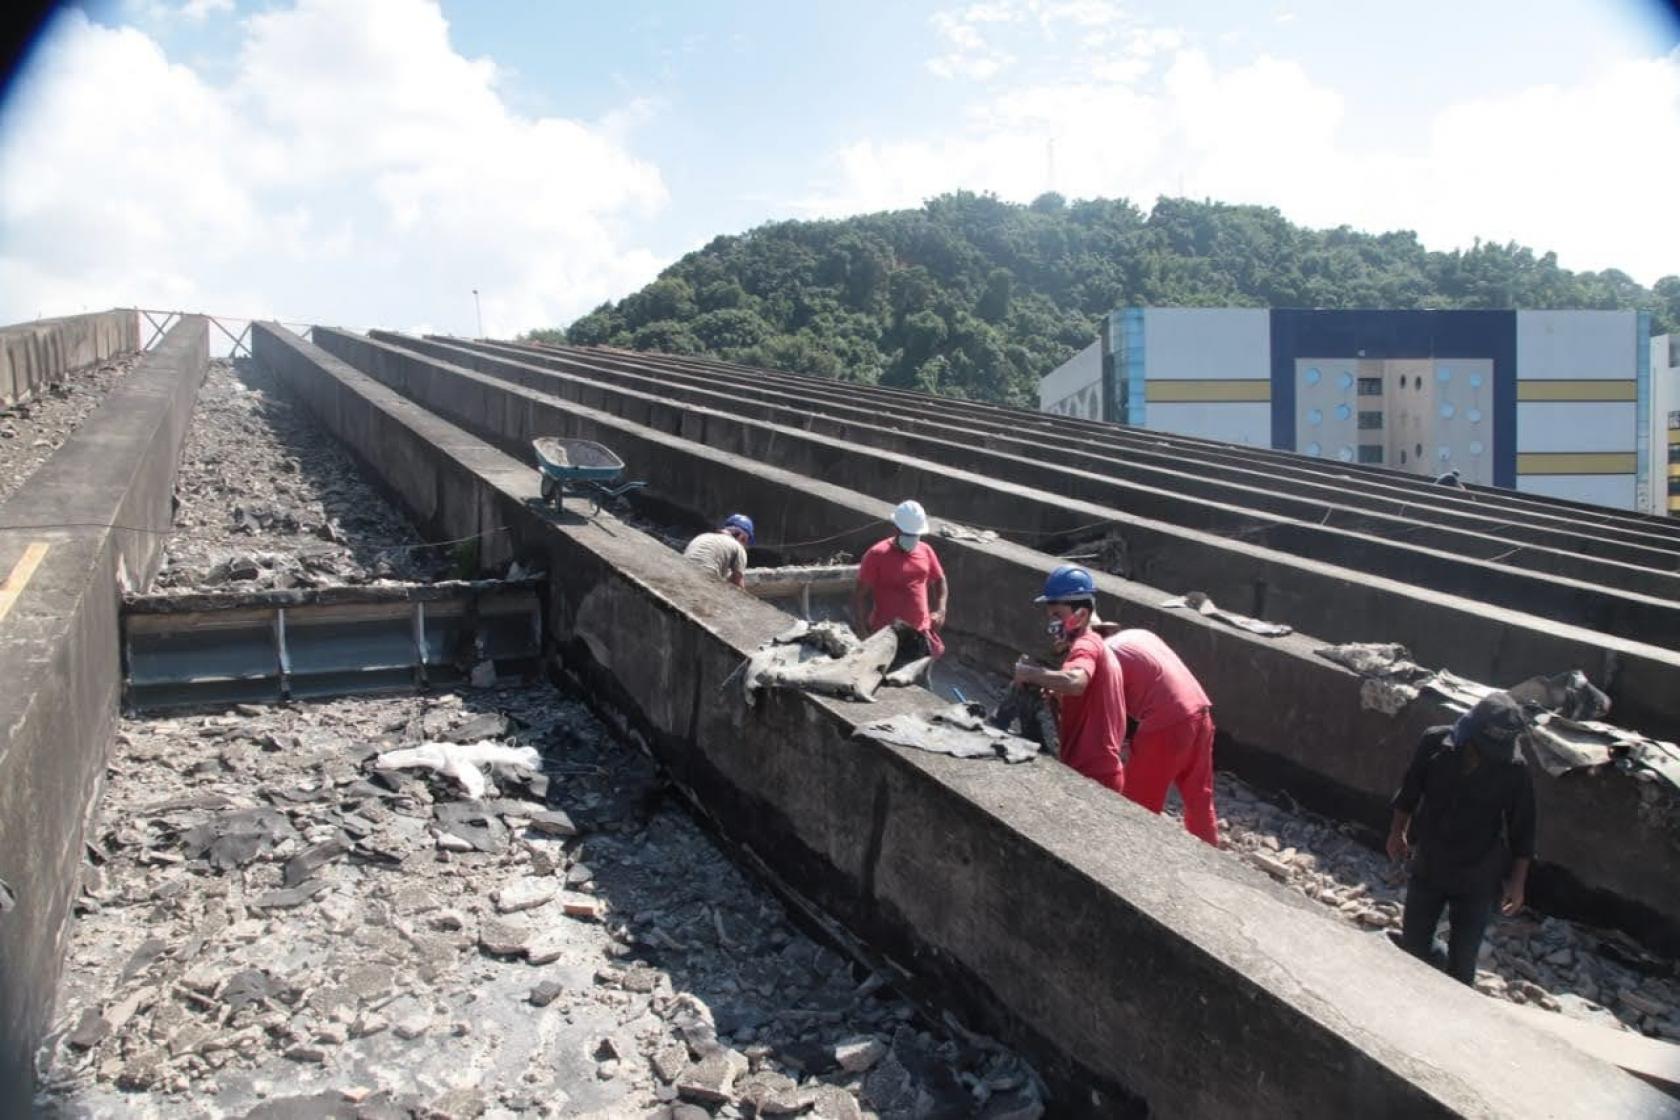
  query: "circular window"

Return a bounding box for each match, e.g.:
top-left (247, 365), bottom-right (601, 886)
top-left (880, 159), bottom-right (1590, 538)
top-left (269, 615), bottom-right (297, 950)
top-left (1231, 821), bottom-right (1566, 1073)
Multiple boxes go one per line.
top-left (1438, 446), bottom-right (1451, 462)
top-left (1305, 367), bottom-right (1322, 385)
top-left (1415, 443), bottom-right (1423, 457)
top-left (1305, 441), bottom-right (1322, 456)
top-left (1467, 407), bottom-right (1482, 423)
top-left (1400, 450), bottom-right (1408, 464)
top-left (1338, 446), bottom-right (1354, 462)
top-left (1308, 408), bottom-right (1323, 426)
top-left (1438, 366), bottom-right (1452, 382)
top-left (1439, 402), bottom-right (1455, 419)
top-left (1335, 404), bottom-right (1352, 421)
top-left (1469, 373), bottom-right (1484, 389)
top-left (1338, 371), bottom-right (1354, 391)
top-left (1470, 440), bottom-right (1484, 455)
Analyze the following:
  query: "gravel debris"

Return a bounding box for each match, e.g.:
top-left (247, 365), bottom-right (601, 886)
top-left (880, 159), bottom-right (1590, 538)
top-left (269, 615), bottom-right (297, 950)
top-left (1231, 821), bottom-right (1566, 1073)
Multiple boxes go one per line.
top-left (35, 687), bottom-right (1044, 1119)
top-left (155, 358), bottom-right (448, 591)
top-left (0, 353), bottom-right (141, 506)
top-left (1193, 774), bottom-right (1680, 1039)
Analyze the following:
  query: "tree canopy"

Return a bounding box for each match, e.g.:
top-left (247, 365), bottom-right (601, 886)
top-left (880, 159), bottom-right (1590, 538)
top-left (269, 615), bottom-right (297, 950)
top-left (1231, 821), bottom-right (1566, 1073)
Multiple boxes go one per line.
top-left (540, 193), bottom-right (1680, 408)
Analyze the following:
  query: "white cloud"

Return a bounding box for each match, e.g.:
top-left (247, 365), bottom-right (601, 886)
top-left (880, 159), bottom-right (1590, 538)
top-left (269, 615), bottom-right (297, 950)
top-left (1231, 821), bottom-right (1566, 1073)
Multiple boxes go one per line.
top-left (807, 34), bottom-right (1680, 285)
top-left (0, 1), bottom-right (669, 338)
top-left (178, 0), bottom-right (234, 20)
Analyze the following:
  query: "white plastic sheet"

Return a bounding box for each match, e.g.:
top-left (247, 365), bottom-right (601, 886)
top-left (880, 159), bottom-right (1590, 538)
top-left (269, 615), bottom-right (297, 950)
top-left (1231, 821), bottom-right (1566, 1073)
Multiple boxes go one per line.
top-left (374, 740), bottom-right (541, 799)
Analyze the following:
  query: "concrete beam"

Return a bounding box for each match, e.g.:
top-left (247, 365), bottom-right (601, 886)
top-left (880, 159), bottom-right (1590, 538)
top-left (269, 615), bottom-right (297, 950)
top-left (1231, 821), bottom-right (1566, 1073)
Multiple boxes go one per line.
top-left (334, 329), bottom-right (1680, 735)
top-left (475, 338), bottom-right (1680, 578)
top-left (255, 321), bottom-right (1676, 1118)
top-left (555, 341), bottom-right (1680, 551)
top-left (0, 309), bottom-right (139, 406)
top-left (310, 326), bottom-right (1680, 953)
top-left (0, 317), bottom-right (207, 1110)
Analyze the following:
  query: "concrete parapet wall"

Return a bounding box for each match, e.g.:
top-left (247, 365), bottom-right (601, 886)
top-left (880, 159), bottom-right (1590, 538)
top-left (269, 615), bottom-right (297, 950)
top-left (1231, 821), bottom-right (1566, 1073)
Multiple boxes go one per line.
top-left (254, 321), bottom-right (1675, 1118)
top-left (0, 317), bottom-right (207, 1109)
top-left (0, 309), bottom-right (139, 405)
top-left (316, 328), bottom-right (1680, 955)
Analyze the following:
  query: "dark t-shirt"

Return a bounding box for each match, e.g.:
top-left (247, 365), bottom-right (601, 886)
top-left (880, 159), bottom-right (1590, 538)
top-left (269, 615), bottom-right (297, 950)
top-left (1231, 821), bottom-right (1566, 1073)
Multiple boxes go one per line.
top-left (1392, 727), bottom-right (1536, 894)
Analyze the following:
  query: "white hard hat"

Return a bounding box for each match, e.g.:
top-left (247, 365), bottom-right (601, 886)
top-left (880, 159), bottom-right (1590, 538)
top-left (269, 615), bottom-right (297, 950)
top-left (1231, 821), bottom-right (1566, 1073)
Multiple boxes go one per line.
top-left (892, 499), bottom-right (930, 535)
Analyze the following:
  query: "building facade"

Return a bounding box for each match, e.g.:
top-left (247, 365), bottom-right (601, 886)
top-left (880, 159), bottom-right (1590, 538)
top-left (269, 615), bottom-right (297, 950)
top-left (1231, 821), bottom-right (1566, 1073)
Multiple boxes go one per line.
top-left (1041, 308), bottom-right (1663, 512)
top-left (1655, 334), bottom-right (1680, 516)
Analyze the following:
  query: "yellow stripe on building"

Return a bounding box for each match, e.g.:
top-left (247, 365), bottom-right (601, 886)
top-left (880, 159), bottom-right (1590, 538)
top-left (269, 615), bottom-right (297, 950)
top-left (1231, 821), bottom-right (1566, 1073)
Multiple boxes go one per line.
top-left (1670, 428), bottom-right (1680, 444)
top-left (1145, 379), bottom-right (1272, 403)
top-left (1515, 380), bottom-right (1637, 402)
top-left (1516, 452), bottom-right (1638, 476)
top-left (1670, 463), bottom-right (1680, 478)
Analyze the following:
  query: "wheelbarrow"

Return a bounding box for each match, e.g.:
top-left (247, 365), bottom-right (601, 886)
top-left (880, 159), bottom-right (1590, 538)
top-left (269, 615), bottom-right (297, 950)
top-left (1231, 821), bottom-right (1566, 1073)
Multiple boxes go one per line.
top-left (532, 437), bottom-right (647, 514)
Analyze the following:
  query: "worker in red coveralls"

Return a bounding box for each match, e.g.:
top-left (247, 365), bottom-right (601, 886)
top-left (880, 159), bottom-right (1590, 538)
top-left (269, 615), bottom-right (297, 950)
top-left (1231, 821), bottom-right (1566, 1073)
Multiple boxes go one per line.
top-left (1101, 626), bottom-right (1220, 846)
top-left (852, 499), bottom-right (948, 662)
top-left (1011, 565), bottom-right (1126, 795)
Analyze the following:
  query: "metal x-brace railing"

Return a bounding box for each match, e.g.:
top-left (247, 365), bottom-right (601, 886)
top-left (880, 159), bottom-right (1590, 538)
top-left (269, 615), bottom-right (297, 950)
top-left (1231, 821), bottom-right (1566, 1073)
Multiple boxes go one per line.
top-left (135, 309), bottom-right (314, 357)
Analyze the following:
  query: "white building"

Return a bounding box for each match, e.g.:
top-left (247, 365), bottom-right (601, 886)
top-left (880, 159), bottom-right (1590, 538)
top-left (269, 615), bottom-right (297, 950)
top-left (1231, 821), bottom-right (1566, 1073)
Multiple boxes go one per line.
top-left (1040, 307), bottom-right (1661, 512)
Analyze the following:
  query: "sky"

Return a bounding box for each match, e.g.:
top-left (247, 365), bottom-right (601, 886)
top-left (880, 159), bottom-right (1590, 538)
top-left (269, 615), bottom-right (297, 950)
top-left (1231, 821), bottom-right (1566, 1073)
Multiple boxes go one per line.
top-left (0, 0), bottom-right (1676, 342)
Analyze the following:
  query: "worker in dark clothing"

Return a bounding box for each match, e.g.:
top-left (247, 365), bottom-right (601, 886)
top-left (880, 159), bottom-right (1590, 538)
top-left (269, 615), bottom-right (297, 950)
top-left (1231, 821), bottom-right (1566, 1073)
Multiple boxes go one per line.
top-left (1387, 691), bottom-right (1536, 986)
top-left (1433, 468), bottom-right (1464, 488)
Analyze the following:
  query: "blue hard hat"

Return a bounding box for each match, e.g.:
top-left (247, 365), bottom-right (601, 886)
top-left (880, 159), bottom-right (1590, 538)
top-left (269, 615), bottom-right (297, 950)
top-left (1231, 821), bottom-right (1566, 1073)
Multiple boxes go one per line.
top-left (1035, 564), bottom-right (1096, 603)
top-left (723, 513), bottom-right (755, 544)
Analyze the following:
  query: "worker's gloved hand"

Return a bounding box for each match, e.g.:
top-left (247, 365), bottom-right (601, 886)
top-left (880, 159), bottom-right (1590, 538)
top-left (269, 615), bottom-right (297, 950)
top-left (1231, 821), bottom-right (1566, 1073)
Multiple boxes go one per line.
top-left (1385, 831), bottom-right (1410, 864)
top-left (1499, 878), bottom-right (1525, 916)
top-left (1011, 656), bottom-right (1034, 686)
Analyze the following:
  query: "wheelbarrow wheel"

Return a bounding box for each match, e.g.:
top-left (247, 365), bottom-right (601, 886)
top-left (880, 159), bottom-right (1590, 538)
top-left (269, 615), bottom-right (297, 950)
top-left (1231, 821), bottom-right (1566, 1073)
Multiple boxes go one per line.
top-left (540, 475), bottom-right (558, 505)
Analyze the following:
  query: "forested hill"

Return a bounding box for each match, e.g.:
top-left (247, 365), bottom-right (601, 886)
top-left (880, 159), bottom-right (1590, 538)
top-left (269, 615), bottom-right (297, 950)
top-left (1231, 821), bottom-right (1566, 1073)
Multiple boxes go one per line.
top-left (544, 193), bottom-right (1679, 409)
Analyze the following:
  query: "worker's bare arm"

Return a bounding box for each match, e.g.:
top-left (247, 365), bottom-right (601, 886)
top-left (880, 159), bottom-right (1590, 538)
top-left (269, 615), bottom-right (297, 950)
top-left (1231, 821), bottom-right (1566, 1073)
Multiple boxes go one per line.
top-left (852, 582), bottom-right (873, 636)
top-left (929, 576), bottom-right (947, 629)
top-left (1013, 659), bottom-right (1088, 696)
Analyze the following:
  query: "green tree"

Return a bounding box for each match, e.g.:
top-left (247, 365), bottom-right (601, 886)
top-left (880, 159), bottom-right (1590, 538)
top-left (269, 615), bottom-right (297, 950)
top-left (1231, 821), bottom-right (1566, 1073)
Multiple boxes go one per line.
top-left (522, 191), bottom-right (1670, 406)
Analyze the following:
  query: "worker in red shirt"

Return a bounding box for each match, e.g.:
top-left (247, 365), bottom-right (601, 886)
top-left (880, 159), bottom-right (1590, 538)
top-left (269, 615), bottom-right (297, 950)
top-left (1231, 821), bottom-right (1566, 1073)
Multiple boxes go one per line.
top-left (852, 499), bottom-right (948, 660)
top-left (1102, 627), bottom-right (1219, 846)
top-left (1012, 566), bottom-right (1126, 795)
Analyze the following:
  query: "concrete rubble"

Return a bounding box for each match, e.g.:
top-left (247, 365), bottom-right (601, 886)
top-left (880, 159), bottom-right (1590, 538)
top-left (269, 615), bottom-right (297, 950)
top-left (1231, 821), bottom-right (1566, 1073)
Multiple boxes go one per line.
top-left (154, 359), bottom-right (447, 591)
top-left (0, 352), bottom-right (140, 505)
top-left (35, 688), bottom-right (1046, 1119)
top-left (1196, 774), bottom-right (1680, 1041)
top-left (34, 357), bottom-right (1043, 1119)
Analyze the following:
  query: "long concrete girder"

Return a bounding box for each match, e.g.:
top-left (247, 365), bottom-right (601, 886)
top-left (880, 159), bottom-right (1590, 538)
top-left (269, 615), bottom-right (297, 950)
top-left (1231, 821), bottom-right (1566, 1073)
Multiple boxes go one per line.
top-left (310, 325), bottom-right (1680, 951)
top-left (609, 343), bottom-right (1680, 547)
top-left (0, 317), bottom-right (208, 1111)
top-left (359, 331), bottom-right (1680, 685)
top-left (437, 335), bottom-right (1680, 599)
top-left (527, 340), bottom-right (1680, 552)
top-left (517, 335), bottom-right (1680, 557)
top-left (510, 340), bottom-right (1680, 576)
top-left (255, 322), bottom-right (1677, 1117)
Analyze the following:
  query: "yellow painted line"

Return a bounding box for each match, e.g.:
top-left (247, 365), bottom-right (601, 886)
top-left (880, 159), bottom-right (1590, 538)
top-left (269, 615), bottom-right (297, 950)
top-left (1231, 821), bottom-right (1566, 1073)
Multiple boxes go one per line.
top-left (1145, 379), bottom-right (1272, 403)
top-left (1516, 452), bottom-right (1637, 476)
top-left (1670, 463), bottom-right (1680, 478)
top-left (1669, 428), bottom-right (1680, 444)
top-left (1516, 380), bottom-right (1636, 402)
top-left (0, 542), bottom-right (50, 624)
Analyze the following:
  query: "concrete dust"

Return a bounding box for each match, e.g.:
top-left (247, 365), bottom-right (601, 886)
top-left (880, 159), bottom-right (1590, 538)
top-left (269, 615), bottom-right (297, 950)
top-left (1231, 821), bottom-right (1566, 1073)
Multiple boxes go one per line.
top-left (35, 685), bottom-right (1044, 1119)
top-left (0, 353), bottom-right (141, 506)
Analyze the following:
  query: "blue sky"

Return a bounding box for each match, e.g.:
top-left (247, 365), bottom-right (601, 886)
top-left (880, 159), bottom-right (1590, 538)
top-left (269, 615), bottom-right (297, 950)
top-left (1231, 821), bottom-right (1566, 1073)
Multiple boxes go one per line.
top-left (0, 0), bottom-right (1675, 341)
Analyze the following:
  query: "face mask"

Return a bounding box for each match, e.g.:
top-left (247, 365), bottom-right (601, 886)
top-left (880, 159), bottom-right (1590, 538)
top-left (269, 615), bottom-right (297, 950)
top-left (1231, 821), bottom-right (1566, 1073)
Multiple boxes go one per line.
top-left (896, 534), bottom-right (919, 552)
top-left (1047, 608), bottom-right (1085, 642)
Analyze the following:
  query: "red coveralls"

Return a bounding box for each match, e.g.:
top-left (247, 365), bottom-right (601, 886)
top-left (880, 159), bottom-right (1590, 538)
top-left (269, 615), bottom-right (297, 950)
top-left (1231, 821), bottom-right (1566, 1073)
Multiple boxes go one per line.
top-left (1055, 630), bottom-right (1127, 794)
top-left (1107, 629), bottom-right (1219, 846)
